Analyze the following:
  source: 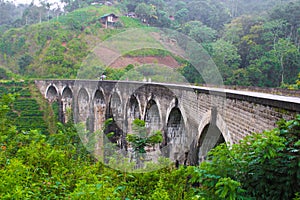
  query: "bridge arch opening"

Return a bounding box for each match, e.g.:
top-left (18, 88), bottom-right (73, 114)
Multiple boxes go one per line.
top-left (77, 88), bottom-right (89, 124)
top-left (109, 92), bottom-right (122, 120)
top-left (106, 91), bottom-right (123, 148)
top-left (165, 107), bottom-right (186, 160)
top-left (93, 89), bottom-right (106, 132)
top-left (126, 95), bottom-right (141, 134)
top-left (46, 85), bottom-right (58, 102)
top-left (197, 124), bottom-right (225, 163)
top-left (62, 86), bottom-right (72, 98)
top-left (145, 99), bottom-right (161, 133)
top-left (166, 108), bottom-right (185, 143)
top-left (61, 86), bottom-right (73, 123)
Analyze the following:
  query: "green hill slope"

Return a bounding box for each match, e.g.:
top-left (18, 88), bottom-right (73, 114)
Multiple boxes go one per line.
top-left (0, 5), bottom-right (144, 79)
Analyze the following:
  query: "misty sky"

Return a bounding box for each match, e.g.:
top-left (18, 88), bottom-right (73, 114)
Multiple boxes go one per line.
top-left (12, 0), bottom-right (61, 5)
top-left (11, 0), bottom-right (65, 9)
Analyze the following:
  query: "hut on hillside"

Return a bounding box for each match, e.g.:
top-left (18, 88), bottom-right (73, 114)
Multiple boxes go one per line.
top-left (100, 13), bottom-right (119, 28)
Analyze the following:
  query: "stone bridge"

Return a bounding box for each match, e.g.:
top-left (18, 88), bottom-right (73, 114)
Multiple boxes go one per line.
top-left (35, 80), bottom-right (300, 165)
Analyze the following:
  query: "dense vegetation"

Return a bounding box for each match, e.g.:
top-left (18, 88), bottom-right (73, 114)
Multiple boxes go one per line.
top-left (0, 81), bottom-right (50, 133)
top-left (0, 0), bottom-right (300, 88)
top-left (0, 88), bottom-right (299, 199)
top-left (0, 1), bottom-right (299, 199)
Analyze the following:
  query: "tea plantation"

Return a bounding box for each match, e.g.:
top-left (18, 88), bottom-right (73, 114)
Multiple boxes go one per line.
top-left (0, 81), bottom-right (48, 134)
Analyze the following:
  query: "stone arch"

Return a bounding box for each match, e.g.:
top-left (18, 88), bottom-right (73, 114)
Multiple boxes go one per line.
top-left (77, 87), bottom-right (89, 124)
top-left (126, 94), bottom-right (141, 134)
top-left (144, 99), bottom-right (162, 133)
top-left (196, 111), bottom-right (226, 163)
top-left (216, 113), bottom-right (233, 145)
top-left (46, 85), bottom-right (58, 102)
top-left (108, 91), bottom-right (122, 121)
top-left (106, 91), bottom-right (123, 147)
top-left (165, 107), bottom-right (186, 160)
top-left (197, 123), bottom-right (225, 162)
top-left (62, 86), bottom-right (73, 98)
top-left (165, 98), bottom-right (187, 128)
top-left (93, 89), bottom-right (106, 132)
top-left (61, 86), bottom-right (73, 123)
top-left (166, 108), bottom-right (185, 143)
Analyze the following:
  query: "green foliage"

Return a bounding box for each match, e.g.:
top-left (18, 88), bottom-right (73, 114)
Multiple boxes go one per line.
top-left (211, 39), bottom-right (241, 84)
top-left (1, 90), bottom-right (300, 199)
top-left (182, 21), bottom-right (217, 43)
top-left (132, 118), bottom-right (146, 127)
top-left (151, 179), bottom-right (171, 200)
top-left (120, 16), bottom-right (144, 28)
top-left (190, 115), bottom-right (300, 200)
top-left (124, 48), bottom-right (171, 57)
top-left (0, 68), bottom-right (9, 80)
top-left (127, 119), bottom-right (162, 154)
top-left (177, 61), bottom-right (204, 84)
top-left (119, 64), bottom-right (186, 83)
top-left (215, 177), bottom-right (246, 200)
top-left (104, 117), bottom-right (113, 129)
top-left (0, 93), bottom-right (16, 135)
top-left (0, 81), bottom-right (48, 133)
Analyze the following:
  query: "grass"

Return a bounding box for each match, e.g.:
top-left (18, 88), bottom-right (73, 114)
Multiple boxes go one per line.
top-left (119, 16), bottom-right (145, 28)
top-left (124, 48), bottom-right (171, 57)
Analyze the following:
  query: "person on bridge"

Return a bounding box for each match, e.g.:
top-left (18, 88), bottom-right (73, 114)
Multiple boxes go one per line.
top-left (100, 74), bottom-right (107, 81)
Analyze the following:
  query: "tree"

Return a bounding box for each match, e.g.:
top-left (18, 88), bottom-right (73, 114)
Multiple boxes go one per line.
top-left (187, 0), bottom-right (231, 30)
top-left (211, 39), bottom-right (241, 84)
top-left (249, 38), bottom-right (300, 87)
top-left (269, 1), bottom-right (300, 46)
top-left (135, 3), bottom-right (156, 24)
top-left (18, 54), bottom-right (33, 75)
top-left (223, 15), bottom-right (266, 68)
top-left (222, 0), bottom-right (287, 18)
top-left (126, 119), bottom-right (162, 154)
top-left (262, 19), bottom-right (288, 50)
top-left (22, 4), bottom-right (48, 25)
top-left (174, 8), bottom-right (188, 25)
top-left (0, 1), bottom-right (19, 26)
top-left (155, 10), bottom-right (171, 28)
top-left (273, 38), bottom-right (300, 85)
top-left (182, 21), bottom-right (217, 43)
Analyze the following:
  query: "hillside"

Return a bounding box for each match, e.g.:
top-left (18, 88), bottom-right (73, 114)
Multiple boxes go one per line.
top-left (0, 5), bottom-right (145, 79)
top-left (0, 0), bottom-right (300, 88)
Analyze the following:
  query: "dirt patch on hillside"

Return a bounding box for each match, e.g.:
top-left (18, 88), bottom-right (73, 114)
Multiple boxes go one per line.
top-left (110, 56), bottom-right (181, 68)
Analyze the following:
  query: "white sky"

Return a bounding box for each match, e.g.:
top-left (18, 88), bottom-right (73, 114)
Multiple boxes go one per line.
top-left (11, 0), bottom-right (65, 10)
top-left (12, 0), bottom-right (61, 5)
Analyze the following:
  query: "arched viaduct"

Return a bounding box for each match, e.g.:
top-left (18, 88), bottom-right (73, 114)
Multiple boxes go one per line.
top-left (35, 80), bottom-right (300, 165)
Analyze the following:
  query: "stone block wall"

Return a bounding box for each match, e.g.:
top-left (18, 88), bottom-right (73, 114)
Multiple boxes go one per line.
top-left (36, 80), bottom-right (299, 165)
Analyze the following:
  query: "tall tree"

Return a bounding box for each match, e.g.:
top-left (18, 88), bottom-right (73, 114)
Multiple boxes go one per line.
top-left (269, 1), bottom-right (300, 47)
top-left (187, 0), bottom-right (230, 30)
top-left (135, 3), bottom-right (156, 24)
top-left (182, 21), bottom-right (217, 43)
top-left (211, 39), bottom-right (241, 84)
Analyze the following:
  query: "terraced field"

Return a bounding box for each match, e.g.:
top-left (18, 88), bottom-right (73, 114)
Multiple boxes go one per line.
top-left (0, 81), bottom-right (52, 134)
